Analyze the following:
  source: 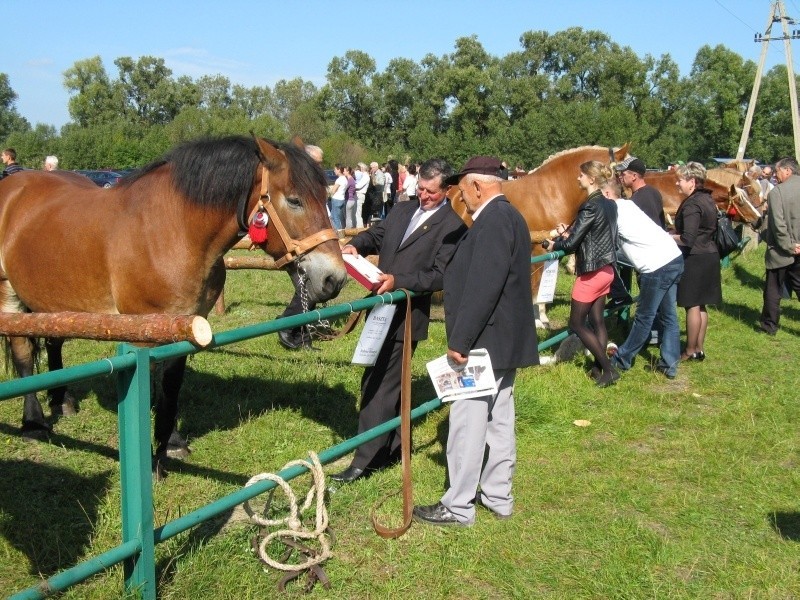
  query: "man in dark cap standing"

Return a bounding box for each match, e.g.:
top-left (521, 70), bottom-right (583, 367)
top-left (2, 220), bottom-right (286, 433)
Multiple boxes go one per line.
top-left (608, 156), bottom-right (666, 343)
top-left (413, 156), bottom-right (539, 527)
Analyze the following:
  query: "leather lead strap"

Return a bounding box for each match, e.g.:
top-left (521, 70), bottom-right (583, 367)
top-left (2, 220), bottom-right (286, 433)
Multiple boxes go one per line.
top-left (371, 289), bottom-right (413, 538)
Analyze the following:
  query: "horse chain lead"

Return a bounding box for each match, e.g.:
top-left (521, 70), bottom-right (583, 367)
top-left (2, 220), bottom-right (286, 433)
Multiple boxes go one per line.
top-left (297, 270), bottom-right (334, 341)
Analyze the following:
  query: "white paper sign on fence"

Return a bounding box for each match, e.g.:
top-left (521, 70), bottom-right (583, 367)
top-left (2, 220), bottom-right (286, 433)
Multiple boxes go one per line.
top-left (351, 303), bottom-right (397, 366)
top-left (535, 258), bottom-right (559, 304)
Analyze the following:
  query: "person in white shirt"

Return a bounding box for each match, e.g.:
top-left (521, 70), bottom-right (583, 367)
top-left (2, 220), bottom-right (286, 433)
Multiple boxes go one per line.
top-left (330, 165), bottom-right (348, 231)
top-left (355, 163), bottom-right (370, 227)
top-left (603, 179), bottom-right (685, 379)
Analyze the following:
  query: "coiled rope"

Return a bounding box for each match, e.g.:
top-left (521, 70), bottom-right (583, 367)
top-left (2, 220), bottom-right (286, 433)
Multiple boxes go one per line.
top-left (244, 451), bottom-right (333, 591)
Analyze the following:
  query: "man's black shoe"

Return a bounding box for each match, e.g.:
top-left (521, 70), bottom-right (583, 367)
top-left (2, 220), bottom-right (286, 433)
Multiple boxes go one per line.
top-left (278, 328), bottom-right (312, 350)
top-left (329, 465), bottom-right (365, 483)
top-left (755, 322), bottom-right (777, 336)
top-left (605, 296), bottom-right (633, 310)
top-left (412, 502), bottom-right (470, 527)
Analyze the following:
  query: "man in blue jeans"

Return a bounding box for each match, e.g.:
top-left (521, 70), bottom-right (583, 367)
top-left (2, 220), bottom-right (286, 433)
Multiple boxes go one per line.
top-left (602, 180), bottom-right (684, 379)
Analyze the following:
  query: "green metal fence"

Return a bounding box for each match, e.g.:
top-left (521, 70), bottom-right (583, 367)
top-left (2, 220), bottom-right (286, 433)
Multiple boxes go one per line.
top-left (3, 289), bottom-right (426, 599)
top-left (7, 242), bottom-right (754, 598)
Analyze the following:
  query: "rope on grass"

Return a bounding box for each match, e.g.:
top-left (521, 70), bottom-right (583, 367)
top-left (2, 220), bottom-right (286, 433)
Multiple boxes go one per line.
top-left (243, 451), bottom-right (333, 591)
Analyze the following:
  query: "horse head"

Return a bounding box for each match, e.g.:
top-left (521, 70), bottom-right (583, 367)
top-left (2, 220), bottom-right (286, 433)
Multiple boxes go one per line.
top-left (727, 180), bottom-right (763, 225)
top-left (250, 137), bottom-right (346, 304)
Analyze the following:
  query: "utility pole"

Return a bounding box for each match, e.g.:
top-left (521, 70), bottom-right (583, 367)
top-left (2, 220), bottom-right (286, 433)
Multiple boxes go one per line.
top-left (736, 1), bottom-right (800, 160)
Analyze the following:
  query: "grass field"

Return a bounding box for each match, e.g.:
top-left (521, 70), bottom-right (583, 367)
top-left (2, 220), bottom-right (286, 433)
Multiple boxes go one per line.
top-left (1, 244), bottom-right (799, 599)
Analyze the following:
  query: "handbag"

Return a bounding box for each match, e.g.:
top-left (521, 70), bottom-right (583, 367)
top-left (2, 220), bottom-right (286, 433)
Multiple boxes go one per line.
top-left (714, 210), bottom-right (740, 258)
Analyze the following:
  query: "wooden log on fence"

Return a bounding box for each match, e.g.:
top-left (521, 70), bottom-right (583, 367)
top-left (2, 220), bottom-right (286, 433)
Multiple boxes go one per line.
top-left (0, 312), bottom-right (213, 347)
top-left (224, 255), bottom-right (278, 270)
top-left (232, 235), bottom-right (254, 250)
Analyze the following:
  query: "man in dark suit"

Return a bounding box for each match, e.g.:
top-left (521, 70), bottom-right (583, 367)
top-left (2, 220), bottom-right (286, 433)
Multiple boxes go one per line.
top-left (758, 156), bottom-right (800, 335)
top-left (413, 156), bottom-right (539, 526)
top-left (330, 158), bottom-right (467, 483)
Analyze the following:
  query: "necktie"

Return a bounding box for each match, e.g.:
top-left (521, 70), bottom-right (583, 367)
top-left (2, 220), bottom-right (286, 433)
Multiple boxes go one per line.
top-left (401, 209), bottom-right (425, 244)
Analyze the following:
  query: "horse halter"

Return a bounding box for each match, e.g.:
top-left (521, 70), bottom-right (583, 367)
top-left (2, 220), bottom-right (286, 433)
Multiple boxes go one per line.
top-left (238, 160), bottom-right (339, 269)
top-left (727, 186), bottom-right (762, 224)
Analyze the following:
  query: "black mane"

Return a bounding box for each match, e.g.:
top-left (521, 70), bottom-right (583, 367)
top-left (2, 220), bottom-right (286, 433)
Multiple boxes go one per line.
top-left (129, 136), bottom-right (327, 208)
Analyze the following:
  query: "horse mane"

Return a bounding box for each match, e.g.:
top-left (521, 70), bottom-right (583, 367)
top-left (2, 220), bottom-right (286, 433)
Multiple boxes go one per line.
top-left (129, 136), bottom-right (327, 208)
top-left (532, 145), bottom-right (616, 173)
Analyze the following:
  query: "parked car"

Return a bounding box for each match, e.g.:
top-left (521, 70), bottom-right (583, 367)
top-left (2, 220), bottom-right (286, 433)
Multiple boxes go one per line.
top-left (74, 169), bottom-right (123, 188)
top-left (324, 169), bottom-right (337, 185)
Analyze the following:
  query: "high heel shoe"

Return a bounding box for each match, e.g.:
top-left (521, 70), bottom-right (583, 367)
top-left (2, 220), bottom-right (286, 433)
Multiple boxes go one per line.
top-left (596, 368), bottom-right (620, 388)
top-left (680, 351), bottom-right (705, 361)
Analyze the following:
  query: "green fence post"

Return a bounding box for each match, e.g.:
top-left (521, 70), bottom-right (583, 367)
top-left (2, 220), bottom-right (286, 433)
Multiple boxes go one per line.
top-left (116, 344), bottom-right (156, 600)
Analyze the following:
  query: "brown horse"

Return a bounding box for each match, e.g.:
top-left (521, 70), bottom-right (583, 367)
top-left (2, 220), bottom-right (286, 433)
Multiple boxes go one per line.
top-left (0, 135), bottom-right (347, 466)
top-left (450, 144), bottom-right (631, 327)
top-left (644, 169), bottom-right (763, 226)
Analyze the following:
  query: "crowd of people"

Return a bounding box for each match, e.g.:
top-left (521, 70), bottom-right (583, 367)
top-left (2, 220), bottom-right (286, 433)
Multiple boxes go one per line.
top-left (3, 143), bottom-right (798, 528)
top-left (274, 145), bottom-right (800, 525)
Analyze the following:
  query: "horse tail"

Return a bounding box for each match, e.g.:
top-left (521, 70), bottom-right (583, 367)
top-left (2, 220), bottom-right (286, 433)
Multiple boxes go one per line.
top-left (2, 334), bottom-right (42, 375)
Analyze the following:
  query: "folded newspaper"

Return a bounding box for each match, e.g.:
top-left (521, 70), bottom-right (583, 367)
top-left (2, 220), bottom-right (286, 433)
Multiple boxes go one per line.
top-left (426, 348), bottom-right (497, 401)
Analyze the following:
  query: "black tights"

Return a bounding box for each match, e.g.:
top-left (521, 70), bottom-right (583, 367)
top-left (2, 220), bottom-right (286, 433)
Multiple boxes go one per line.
top-left (569, 297), bottom-right (613, 373)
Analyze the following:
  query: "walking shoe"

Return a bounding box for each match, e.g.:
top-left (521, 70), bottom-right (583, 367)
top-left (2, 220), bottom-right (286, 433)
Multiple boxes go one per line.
top-left (596, 368), bottom-right (620, 388)
top-left (278, 328), bottom-right (312, 350)
top-left (412, 502), bottom-right (471, 527)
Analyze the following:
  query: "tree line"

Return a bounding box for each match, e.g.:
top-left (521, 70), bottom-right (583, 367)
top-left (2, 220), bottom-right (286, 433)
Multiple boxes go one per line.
top-left (0, 28), bottom-right (796, 172)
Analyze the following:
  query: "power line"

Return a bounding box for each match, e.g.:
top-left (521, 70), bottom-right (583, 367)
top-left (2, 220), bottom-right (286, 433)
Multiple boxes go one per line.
top-left (715, 0), bottom-right (788, 63)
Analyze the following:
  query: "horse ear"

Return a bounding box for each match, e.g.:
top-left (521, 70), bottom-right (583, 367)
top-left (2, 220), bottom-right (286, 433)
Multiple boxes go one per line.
top-left (290, 136), bottom-right (305, 150)
top-left (615, 142), bottom-right (632, 161)
top-left (252, 135), bottom-right (285, 169)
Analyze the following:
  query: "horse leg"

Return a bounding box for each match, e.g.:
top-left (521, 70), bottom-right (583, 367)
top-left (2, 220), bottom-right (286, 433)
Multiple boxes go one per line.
top-left (9, 336), bottom-right (52, 440)
top-left (153, 356), bottom-right (190, 463)
top-left (535, 303), bottom-right (551, 330)
top-left (45, 338), bottom-right (79, 416)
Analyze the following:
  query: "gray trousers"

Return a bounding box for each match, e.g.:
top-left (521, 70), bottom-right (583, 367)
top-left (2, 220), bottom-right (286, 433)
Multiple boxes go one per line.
top-left (441, 369), bottom-right (517, 524)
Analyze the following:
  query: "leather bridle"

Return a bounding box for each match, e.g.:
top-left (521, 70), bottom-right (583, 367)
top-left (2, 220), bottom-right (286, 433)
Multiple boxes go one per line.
top-left (238, 156), bottom-right (339, 269)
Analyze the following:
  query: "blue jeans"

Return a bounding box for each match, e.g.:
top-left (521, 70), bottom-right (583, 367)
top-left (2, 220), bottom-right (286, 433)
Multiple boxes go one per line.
top-left (612, 256), bottom-right (684, 377)
top-left (330, 198), bottom-right (346, 230)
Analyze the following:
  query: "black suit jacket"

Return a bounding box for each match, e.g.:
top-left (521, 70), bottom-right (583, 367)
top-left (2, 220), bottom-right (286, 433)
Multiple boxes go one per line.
top-left (349, 199), bottom-right (467, 341)
top-left (444, 195), bottom-right (539, 370)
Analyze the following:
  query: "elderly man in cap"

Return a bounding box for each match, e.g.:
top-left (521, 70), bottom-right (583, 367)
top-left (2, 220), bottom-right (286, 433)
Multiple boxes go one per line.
top-left (608, 156), bottom-right (666, 345)
top-left (413, 156), bottom-right (539, 527)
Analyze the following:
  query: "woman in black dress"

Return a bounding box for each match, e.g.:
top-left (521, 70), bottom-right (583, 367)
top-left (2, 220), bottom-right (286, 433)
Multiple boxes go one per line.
top-left (672, 162), bottom-right (721, 360)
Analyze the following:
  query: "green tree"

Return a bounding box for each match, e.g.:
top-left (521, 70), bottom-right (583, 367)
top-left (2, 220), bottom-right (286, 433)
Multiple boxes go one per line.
top-left (684, 45), bottom-right (754, 162)
top-left (113, 56), bottom-right (194, 126)
top-left (3, 124), bottom-right (57, 168)
top-left (746, 64), bottom-right (799, 162)
top-left (0, 73), bottom-right (30, 142)
top-left (322, 50), bottom-right (380, 146)
top-left (63, 57), bottom-right (117, 127)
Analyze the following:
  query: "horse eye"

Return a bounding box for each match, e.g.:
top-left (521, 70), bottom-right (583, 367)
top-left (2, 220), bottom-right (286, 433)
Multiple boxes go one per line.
top-left (285, 196), bottom-right (302, 208)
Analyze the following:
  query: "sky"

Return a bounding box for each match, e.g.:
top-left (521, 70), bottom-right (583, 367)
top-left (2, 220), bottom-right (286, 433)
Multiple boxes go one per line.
top-left (4, 1), bottom-right (800, 129)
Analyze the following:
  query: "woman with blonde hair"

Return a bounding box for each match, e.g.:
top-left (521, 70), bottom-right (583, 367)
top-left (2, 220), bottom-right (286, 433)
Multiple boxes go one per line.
top-left (672, 161), bottom-right (720, 360)
top-left (543, 161), bottom-right (619, 386)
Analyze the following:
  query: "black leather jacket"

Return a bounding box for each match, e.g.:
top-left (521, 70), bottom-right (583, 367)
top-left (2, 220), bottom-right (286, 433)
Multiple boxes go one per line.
top-left (553, 190), bottom-right (618, 275)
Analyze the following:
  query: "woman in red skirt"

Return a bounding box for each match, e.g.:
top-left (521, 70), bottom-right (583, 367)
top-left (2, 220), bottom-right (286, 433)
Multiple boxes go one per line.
top-left (543, 161), bottom-right (620, 387)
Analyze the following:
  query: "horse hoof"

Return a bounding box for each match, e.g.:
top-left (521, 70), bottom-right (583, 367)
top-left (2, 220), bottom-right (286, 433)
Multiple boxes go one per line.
top-left (153, 458), bottom-right (169, 481)
top-left (50, 399), bottom-right (78, 417)
top-left (21, 425), bottom-right (51, 443)
top-left (166, 444), bottom-right (191, 460)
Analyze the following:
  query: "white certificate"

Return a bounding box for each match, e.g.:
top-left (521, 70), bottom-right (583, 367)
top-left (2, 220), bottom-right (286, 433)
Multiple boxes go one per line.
top-left (535, 258), bottom-right (559, 304)
top-left (351, 303), bottom-right (397, 366)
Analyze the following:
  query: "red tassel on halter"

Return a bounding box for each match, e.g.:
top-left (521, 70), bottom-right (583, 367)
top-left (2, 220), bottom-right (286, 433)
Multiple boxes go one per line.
top-left (248, 210), bottom-right (269, 244)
